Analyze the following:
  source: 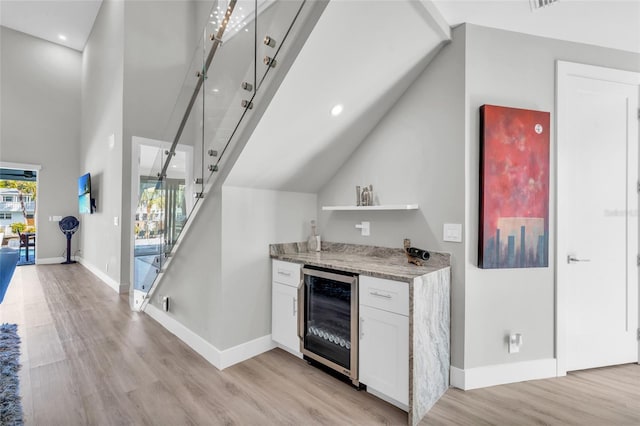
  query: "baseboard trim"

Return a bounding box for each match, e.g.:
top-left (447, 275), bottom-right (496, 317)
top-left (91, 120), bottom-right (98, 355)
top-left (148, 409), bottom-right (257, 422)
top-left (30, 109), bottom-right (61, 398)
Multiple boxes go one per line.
top-left (145, 303), bottom-right (222, 367)
top-left (219, 335), bottom-right (276, 370)
top-left (275, 343), bottom-right (303, 359)
top-left (144, 303), bottom-right (274, 370)
top-left (366, 386), bottom-right (409, 412)
top-left (450, 358), bottom-right (557, 390)
top-left (77, 257), bottom-right (128, 294)
top-left (36, 257), bottom-right (65, 265)
top-left (450, 366), bottom-right (465, 390)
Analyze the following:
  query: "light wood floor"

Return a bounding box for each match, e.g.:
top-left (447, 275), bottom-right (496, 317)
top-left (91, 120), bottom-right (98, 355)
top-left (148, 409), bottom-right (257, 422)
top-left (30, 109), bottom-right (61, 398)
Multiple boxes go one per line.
top-left (0, 264), bottom-right (638, 425)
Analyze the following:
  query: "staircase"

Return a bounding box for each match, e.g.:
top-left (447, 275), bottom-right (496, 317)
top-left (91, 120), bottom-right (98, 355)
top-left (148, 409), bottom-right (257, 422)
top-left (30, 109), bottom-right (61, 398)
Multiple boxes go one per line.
top-left (133, 0), bottom-right (328, 310)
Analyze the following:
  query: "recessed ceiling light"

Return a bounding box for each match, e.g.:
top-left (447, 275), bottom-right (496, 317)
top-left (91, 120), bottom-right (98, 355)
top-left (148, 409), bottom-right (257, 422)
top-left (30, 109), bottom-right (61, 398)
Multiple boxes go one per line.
top-left (331, 104), bottom-right (344, 116)
top-left (58, 34), bottom-right (67, 41)
top-left (212, 88), bottom-right (219, 93)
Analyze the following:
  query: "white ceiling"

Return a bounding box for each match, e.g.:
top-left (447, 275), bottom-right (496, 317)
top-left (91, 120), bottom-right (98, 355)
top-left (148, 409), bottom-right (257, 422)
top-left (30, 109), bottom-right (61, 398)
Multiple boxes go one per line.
top-left (0, 0), bottom-right (102, 51)
top-left (0, 1), bottom-right (638, 53)
top-left (434, 0), bottom-right (640, 54)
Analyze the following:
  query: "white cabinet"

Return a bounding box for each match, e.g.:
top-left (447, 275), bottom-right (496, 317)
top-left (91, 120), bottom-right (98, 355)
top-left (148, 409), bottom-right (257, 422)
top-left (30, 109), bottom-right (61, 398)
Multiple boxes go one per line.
top-left (359, 275), bottom-right (409, 409)
top-left (271, 260), bottom-right (301, 356)
top-left (272, 282), bottom-right (300, 354)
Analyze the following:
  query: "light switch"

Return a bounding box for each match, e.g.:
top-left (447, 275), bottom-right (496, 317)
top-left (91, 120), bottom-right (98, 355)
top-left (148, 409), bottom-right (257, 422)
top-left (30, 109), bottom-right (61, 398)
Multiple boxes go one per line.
top-left (443, 223), bottom-right (462, 242)
top-left (114, 216), bottom-right (119, 226)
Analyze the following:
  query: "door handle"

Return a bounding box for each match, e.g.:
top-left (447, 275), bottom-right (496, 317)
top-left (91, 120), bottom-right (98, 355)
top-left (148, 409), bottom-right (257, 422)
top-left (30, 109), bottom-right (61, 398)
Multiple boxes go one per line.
top-left (370, 291), bottom-right (392, 299)
top-left (567, 255), bottom-right (591, 264)
top-left (297, 278), bottom-right (304, 340)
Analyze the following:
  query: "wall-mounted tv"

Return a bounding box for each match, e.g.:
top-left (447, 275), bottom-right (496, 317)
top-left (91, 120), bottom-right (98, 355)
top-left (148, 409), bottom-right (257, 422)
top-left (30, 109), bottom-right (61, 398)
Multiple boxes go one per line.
top-left (78, 173), bottom-right (95, 214)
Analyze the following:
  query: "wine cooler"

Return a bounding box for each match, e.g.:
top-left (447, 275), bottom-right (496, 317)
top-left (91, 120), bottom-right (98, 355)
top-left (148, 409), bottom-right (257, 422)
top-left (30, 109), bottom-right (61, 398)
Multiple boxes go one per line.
top-left (298, 266), bottom-right (359, 386)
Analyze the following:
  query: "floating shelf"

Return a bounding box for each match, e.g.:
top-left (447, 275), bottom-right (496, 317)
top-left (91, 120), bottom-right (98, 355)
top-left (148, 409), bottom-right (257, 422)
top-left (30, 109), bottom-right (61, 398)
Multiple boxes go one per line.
top-left (322, 204), bottom-right (419, 211)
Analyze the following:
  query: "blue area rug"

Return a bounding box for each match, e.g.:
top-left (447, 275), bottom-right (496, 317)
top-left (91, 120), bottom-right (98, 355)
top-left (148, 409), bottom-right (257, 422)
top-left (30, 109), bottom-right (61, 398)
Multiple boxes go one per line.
top-left (0, 323), bottom-right (23, 425)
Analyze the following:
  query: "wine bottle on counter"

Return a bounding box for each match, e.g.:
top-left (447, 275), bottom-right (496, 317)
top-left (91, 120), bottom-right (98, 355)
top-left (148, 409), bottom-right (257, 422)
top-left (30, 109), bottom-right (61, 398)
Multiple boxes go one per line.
top-left (307, 220), bottom-right (321, 252)
top-left (406, 247), bottom-right (430, 261)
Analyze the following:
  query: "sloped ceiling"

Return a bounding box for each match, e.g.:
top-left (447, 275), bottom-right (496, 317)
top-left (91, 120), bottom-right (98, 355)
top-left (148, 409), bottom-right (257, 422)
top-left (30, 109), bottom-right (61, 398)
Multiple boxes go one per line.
top-left (224, 0), bottom-right (451, 192)
top-left (223, 0), bottom-right (640, 194)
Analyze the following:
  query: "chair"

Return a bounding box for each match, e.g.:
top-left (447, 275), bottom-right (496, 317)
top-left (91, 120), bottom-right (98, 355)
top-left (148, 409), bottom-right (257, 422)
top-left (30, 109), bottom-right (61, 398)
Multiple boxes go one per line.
top-left (18, 231), bottom-right (36, 262)
top-left (0, 246), bottom-right (20, 303)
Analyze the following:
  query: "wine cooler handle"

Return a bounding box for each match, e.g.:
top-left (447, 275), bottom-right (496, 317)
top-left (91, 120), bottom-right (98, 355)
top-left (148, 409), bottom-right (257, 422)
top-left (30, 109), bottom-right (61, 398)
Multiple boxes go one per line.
top-left (297, 277), bottom-right (304, 340)
top-left (360, 317), bottom-right (364, 339)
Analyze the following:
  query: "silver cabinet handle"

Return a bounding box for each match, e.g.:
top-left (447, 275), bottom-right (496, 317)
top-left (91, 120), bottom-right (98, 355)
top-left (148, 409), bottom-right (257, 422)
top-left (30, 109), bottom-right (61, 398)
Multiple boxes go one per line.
top-left (278, 270), bottom-right (292, 276)
top-left (370, 291), bottom-right (392, 299)
top-left (567, 255), bottom-right (591, 264)
top-left (292, 298), bottom-right (297, 316)
top-left (297, 279), bottom-right (304, 340)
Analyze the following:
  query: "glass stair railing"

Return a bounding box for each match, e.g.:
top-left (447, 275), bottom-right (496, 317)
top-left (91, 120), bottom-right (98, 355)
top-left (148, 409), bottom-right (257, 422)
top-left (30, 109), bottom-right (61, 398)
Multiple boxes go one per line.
top-left (133, 0), bottom-right (307, 310)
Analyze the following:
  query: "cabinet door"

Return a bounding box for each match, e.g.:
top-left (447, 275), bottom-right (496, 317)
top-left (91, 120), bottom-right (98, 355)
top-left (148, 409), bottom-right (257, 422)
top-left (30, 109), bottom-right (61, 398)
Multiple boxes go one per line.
top-left (272, 282), bottom-right (300, 354)
top-left (359, 305), bottom-right (409, 406)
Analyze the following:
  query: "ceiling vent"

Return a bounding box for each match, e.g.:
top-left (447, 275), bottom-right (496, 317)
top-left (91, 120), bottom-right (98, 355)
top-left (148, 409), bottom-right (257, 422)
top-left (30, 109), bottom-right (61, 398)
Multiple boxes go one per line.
top-left (530, 0), bottom-right (559, 10)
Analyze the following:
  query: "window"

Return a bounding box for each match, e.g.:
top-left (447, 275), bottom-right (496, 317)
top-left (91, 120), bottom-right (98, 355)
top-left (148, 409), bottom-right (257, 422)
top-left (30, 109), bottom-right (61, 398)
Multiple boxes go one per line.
top-left (0, 213), bottom-right (12, 219)
top-left (2, 196), bottom-right (13, 202)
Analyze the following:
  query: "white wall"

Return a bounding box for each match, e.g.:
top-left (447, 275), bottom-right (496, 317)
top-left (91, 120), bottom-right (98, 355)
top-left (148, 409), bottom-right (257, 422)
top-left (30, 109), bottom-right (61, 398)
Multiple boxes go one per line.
top-left (317, 25), bottom-right (467, 368)
top-left (220, 186), bottom-right (316, 348)
top-left (148, 186), bottom-right (316, 350)
top-left (149, 187), bottom-right (224, 344)
top-left (318, 24), bottom-right (640, 374)
top-left (0, 27), bottom-right (81, 261)
top-left (463, 24), bottom-right (640, 369)
top-left (80, 0), bottom-right (125, 284)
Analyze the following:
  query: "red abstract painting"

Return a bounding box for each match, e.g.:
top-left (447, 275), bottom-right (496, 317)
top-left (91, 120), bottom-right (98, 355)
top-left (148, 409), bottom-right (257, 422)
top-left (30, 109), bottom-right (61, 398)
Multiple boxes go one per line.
top-left (479, 105), bottom-right (550, 269)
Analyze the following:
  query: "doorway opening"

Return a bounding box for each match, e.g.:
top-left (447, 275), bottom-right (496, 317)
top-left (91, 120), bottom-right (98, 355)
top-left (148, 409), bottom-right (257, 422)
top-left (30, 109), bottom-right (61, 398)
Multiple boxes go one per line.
top-left (0, 167), bottom-right (38, 265)
top-left (131, 136), bottom-right (193, 308)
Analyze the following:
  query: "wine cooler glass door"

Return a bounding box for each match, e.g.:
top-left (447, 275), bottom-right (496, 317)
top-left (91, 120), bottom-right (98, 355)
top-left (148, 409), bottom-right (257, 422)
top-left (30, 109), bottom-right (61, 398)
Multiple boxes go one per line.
top-left (300, 267), bottom-right (358, 383)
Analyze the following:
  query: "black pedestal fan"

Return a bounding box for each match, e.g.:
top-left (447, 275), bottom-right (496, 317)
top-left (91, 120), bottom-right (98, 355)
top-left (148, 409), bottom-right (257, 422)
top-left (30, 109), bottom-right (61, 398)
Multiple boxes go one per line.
top-left (59, 216), bottom-right (79, 264)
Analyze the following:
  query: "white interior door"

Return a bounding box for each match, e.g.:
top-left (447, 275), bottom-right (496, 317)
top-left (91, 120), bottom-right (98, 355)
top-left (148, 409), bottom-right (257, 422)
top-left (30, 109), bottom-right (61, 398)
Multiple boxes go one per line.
top-left (557, 61), bottom-right (639, 373)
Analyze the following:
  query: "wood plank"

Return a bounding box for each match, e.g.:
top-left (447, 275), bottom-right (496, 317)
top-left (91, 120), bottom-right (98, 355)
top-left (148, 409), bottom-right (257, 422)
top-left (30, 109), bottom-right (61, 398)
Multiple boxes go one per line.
top-left (422, 364), bottom-right (640, 425)
top-left (0, 263), bottom-right (638, 425)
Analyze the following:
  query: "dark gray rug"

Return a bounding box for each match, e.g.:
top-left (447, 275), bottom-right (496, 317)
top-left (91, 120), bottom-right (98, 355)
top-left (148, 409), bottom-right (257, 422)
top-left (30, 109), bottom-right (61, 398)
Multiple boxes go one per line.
top-left (0, 323), bottom-right (23, 425)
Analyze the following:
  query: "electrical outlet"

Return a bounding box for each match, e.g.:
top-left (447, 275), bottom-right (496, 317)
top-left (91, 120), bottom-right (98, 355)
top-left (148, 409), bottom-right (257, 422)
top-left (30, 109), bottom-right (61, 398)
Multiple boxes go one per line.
top-left (162, 296), bottom-right (170, 312)
top-left (508, 333), bottom-right (523, 353)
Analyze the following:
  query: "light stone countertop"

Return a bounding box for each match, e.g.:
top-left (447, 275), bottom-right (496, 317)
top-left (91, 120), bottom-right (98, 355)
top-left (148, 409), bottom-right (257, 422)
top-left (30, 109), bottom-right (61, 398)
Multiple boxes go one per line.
top-left (270, 242), bottom-right (450, 283)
